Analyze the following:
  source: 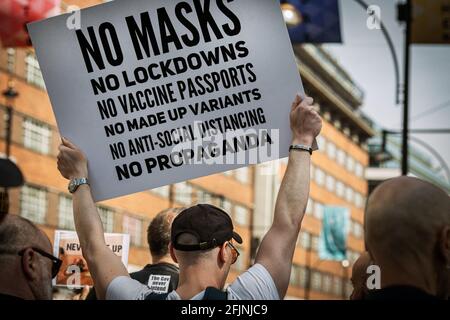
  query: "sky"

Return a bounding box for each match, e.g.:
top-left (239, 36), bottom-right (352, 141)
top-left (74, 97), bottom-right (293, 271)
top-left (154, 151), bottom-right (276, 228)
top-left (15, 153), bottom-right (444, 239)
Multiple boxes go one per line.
top-left (322, 0), bottom-right (450, 179)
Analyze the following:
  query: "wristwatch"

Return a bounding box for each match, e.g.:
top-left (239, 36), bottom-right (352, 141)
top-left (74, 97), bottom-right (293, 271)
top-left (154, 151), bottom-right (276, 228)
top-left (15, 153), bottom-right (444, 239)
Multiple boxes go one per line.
top-left (289, 144), bottom-right (313, 155)
top-left (68, 178), bottom-right (89, 193)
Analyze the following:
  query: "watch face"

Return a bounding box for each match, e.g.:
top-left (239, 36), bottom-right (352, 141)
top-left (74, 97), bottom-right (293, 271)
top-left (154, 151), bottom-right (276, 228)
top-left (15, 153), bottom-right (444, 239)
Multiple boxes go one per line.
top-left (68, 180), bottom-right (77, 193)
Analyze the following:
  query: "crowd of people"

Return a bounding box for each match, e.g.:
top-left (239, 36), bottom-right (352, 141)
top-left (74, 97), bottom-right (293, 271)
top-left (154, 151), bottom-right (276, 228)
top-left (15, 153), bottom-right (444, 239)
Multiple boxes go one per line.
top-left (0, 95), bottom-right (449, 300)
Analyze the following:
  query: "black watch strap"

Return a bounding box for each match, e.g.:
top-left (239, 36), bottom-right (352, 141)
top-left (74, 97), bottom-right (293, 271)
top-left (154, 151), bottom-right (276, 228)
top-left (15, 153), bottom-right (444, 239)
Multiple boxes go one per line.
top-left (289, 144), bottom-right (313, 155)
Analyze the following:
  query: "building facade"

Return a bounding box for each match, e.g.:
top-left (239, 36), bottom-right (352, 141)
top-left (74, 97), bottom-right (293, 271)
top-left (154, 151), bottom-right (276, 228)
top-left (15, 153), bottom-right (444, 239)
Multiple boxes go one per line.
top-left (367, 128), bottom-right (450, 194)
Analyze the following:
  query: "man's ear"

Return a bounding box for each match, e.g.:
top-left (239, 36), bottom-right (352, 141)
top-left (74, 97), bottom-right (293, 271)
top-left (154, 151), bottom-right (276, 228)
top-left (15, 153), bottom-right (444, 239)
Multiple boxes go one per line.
top-left (439, 226), bottom-right (450, 266)
top-left (219, 242), bottom-right (228, 264)
top-left (169, 243), bottom-right (178, 264)
top-left (21, 248), bottom-right (39, 281)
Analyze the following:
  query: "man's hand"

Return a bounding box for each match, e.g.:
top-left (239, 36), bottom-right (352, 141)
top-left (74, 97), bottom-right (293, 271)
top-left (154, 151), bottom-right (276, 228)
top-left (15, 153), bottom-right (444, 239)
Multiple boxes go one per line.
top-left (290, 95), bottom-right (322, 146)
top-left (57, 137), bottom-right (88, 180)
top-left (72, 286), bottom-right (90, 301)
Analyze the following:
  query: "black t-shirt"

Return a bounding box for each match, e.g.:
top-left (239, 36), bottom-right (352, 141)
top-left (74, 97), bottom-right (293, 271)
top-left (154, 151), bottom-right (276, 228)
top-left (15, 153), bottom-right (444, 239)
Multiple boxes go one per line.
top-left (86, 262), bottom-right (179, 300)
top-left (131, 263), bottom-right (179, 293)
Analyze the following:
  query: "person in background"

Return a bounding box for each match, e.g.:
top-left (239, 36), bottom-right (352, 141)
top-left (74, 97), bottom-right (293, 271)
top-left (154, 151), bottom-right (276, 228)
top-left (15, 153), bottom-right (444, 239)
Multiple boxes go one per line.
top-left (350, 252), bottom-right (372, 300)
top-left (365, 177), bottom-right (450, 300)
top-left (85, 207), bottom-right (182, 299)
top-left (56, 94), bottom-right (322, 300)
top-left (0, 213), bottom-right (61, 300)
top-left (132, 207), bottom-right (182, 291)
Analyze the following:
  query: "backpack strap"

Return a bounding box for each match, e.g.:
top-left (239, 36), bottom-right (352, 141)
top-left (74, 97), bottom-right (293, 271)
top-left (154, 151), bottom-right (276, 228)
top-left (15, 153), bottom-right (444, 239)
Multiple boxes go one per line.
top-left (145, 288), bottom-right (227, 300)
top-left (203, 287), bottom-right (228, 300)
top-left (144, 292), bottom-right (170, 300)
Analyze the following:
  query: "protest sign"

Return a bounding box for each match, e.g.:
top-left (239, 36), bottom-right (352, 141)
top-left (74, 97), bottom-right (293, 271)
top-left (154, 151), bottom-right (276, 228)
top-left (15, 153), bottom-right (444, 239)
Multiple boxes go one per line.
top-left (28, 0), bottom-right (306, 201)
top-left (53, 230), bottom-right (130, 288)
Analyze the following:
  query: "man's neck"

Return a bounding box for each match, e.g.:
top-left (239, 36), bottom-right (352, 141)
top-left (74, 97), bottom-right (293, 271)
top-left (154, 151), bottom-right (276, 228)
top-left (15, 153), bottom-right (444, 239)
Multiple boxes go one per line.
top-left (151, 255), bottom-right (176, 266)
top-left (175, 266), bottom-right (223, 300)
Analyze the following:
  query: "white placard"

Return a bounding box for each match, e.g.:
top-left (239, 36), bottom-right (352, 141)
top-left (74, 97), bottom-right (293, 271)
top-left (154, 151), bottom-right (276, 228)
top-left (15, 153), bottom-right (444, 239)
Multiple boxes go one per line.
top-left (28, 0), bottom-right (305, 201)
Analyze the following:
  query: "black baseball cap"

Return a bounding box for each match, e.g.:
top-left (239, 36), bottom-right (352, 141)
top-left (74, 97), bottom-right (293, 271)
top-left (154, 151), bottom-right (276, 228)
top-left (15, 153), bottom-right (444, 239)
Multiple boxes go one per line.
top-left (171, 204), bottom-right (243, 251)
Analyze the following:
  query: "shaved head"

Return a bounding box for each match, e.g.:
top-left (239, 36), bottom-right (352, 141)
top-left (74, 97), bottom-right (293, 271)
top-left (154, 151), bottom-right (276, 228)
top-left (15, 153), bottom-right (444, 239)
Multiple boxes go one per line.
top-left (365, 177), bottom-right (450, 298)
top-left (0, 214), bottom-right (51, 256)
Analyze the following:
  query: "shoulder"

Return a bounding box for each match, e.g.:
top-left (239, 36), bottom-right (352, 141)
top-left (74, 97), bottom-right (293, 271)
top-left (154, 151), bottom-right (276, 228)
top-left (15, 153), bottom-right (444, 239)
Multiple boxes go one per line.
top-left (106, 276), bottom-right (153, 300)
top-left (227, 264), bottom-right (280, 300)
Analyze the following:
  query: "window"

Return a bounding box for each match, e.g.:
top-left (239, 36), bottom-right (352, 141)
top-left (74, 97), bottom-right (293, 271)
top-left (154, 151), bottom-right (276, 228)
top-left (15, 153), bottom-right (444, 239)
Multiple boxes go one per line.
top-left (235, 167), bottom-right (250, 184)
top-left (233, 244), bottom-right (246, 271)
top-left (355, 163), bottom-right (364, 178)
top-left (220, 199), bottom-right (233, 216)
top-left (196, 189), bottom-right (213, 204)
top-left (334, 119), bottom-right (342, 129)
top-left (299, 231), bottom-right (311, 250)
top-left (326, 142), bottom-right (336, 160)
top-left (299, 267), bottom-right (309, 288)
top-left (175, 182), bottom-right (192, 205)
top-left (353, 222), bottom-right (363, 239)
top-left (20, 185), bottom-right (47, 224)
top-left (23, 118), bottom-right (52, 154)
top-left (336, 181), bottom-right (345, 198)
top-left (234, 205), bottom-right (248, 226)
top-left (345, 280), bottom-right (353, 299)
top-left (152, 185), bottom-right (170, 198)
top-left (311, 271), bottom-right (322, 291)
top-left (305, 198), bottom-right (314, 216)
top-left (348, 250), bottom-right (359, 264)
top-left (311, 235), bottom-right (319, 251)
top-left (315, 168), bottom-right (325, 186)
top-left (290, 265), bottom-right (300, 286)
top-left (316, 136), bottom-right (326, 151)
top-left (58, 195), bottom-right (74, 230)
top-left (123, 215), bottom-right (142, 246)
top-left (313, 202), bottom-right (324, 220)
top-left (345, 187), bottom-right (354, 203)
top-left (354, 193), bottom-right (364, 209)
top-left (7, 48), bottom-right (15, 73)
top-left (98, 207), bottom-right (114, 233)
top-left (333, 276), bottom-right (343, 297)
top-left (346, 156), bottom-right (355, 173)
top-left (25, 53), bottom-right (45, 89)
top-left (322, 274), bottom-right (333, 294)
top-left (337, 149), bottom-right (346, 166)
top-left (326, 175), bottom-right (335, 192)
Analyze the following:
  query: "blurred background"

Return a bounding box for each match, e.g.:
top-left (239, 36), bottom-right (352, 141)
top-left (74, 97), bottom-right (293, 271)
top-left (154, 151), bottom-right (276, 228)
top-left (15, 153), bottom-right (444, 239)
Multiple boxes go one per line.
top-left (0, 0), bottom-right (449, 300)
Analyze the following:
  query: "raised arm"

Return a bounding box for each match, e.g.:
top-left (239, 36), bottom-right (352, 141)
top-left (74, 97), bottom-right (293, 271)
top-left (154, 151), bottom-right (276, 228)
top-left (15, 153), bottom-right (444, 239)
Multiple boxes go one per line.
top-left (255, 95), bottom-right (322, 299)
top-left (57, 138), bottom-right (129, 299)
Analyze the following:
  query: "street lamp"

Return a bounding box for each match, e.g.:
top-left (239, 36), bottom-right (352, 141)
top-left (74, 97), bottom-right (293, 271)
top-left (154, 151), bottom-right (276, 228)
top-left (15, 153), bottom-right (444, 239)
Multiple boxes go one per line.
top-left (2, 78), bottom-right (19, 158)
top-left (1, 78), bottom-right (23, 214)
top-left (281, 3), bottom-right (303, 27)
top-left (341, 259), bottom-right (350, 300)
